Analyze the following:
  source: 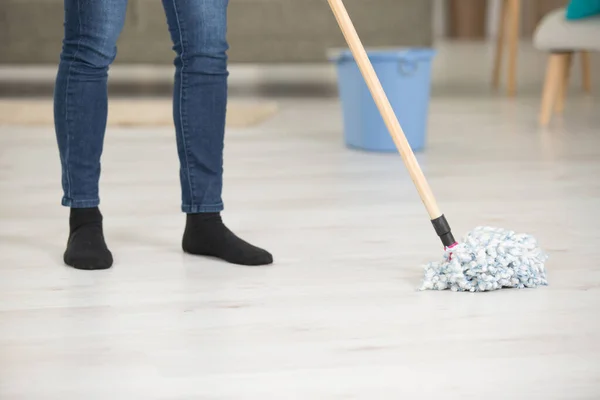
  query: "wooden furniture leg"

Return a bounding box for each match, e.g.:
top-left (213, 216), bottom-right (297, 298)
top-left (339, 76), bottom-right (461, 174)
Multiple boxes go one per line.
top-left (492, 0), bottom-right (508, 90)
top-left (554, 52), bottom-right (573, 114)
top-left (540, 53), bottom-right (568, 126)
top-left (507, 0), bottom-right (520, 96)
top-left (581, 51), bottom-right (592, 94)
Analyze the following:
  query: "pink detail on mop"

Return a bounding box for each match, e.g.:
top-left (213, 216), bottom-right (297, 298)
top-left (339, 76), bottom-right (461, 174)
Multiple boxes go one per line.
top-left (445, 242), bottom-right (459, 260)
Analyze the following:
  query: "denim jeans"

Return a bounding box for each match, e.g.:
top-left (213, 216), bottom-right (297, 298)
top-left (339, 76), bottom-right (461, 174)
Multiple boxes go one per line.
top-left (54, 0), bottom-right (229, 213)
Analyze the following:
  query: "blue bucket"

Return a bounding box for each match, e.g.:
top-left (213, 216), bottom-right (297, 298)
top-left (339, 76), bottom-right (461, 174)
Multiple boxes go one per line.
top-left (331, 48), bottom-right (436, 152)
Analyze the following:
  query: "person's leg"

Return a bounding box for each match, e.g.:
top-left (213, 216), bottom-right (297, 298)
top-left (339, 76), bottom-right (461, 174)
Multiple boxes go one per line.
top-left (161, 0), bottom-right (272, 266)
top-left (54, 0), bottom-right (128, 269)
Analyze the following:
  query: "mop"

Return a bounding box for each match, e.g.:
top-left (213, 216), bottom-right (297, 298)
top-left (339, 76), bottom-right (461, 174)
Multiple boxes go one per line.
top-left (326, 0), bottom-right (548, 292)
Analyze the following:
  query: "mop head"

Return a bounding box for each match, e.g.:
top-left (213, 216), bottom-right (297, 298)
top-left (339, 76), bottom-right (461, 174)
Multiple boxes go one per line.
top-left (419, 226), bottom-right (548, 292)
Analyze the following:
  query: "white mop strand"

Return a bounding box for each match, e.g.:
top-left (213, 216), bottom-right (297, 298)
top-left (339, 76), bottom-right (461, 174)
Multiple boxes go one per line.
top-left (419, 226), bottom-right (549, 292)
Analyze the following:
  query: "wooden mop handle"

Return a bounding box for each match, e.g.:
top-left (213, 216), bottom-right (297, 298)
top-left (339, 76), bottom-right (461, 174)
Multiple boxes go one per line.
top-left (327, 0), bottom-right (458, 248)
top-left (326, 0), bottom-right (441, 220)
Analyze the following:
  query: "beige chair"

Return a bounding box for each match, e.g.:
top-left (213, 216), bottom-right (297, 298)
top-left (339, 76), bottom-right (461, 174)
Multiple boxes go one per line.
top-left (491, 0), bottom-right (592, 98)
top-left (534, 7), bottom-right (599, 126)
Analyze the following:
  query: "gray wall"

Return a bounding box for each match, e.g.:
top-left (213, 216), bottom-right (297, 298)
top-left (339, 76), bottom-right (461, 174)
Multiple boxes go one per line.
top-left (1, 0), bottom-right (433, 64)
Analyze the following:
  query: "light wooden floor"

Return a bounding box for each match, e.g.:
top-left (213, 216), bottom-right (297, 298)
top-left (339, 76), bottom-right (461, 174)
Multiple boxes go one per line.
top-left (1, 95), bottom-right (599, 399)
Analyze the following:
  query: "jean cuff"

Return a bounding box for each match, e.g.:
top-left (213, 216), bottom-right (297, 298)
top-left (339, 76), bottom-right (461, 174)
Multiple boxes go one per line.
top-left (62, 197), bottom-right (100, 208)
top-left (182, 203), bottom-right (224, 213)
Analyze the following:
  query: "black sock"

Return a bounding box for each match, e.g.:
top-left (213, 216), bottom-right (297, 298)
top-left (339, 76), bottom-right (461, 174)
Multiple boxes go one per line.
top-left (182, 213), bottom-right (273, 266)
top-left (64, 207), bottom-right (113, 270)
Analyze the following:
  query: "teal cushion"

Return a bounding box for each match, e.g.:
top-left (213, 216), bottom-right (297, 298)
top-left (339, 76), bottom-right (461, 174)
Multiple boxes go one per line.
top-left (566, 0), bottom-right (600, 20)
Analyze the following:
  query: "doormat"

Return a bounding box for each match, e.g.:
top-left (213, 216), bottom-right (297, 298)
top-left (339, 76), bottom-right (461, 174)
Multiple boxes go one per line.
top-left (0, 98), bottom-right (278, 128)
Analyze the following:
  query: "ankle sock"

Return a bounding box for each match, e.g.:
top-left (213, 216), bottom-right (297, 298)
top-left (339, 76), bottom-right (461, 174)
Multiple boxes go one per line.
top-left (182, 213), bottom-right (273, 266)
top-left (64, 207), bottom-right (113, 270)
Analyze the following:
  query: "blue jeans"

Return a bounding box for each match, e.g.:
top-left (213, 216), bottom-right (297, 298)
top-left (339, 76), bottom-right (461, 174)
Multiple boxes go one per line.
top-left (54, 0), bottom-right (229, 213)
